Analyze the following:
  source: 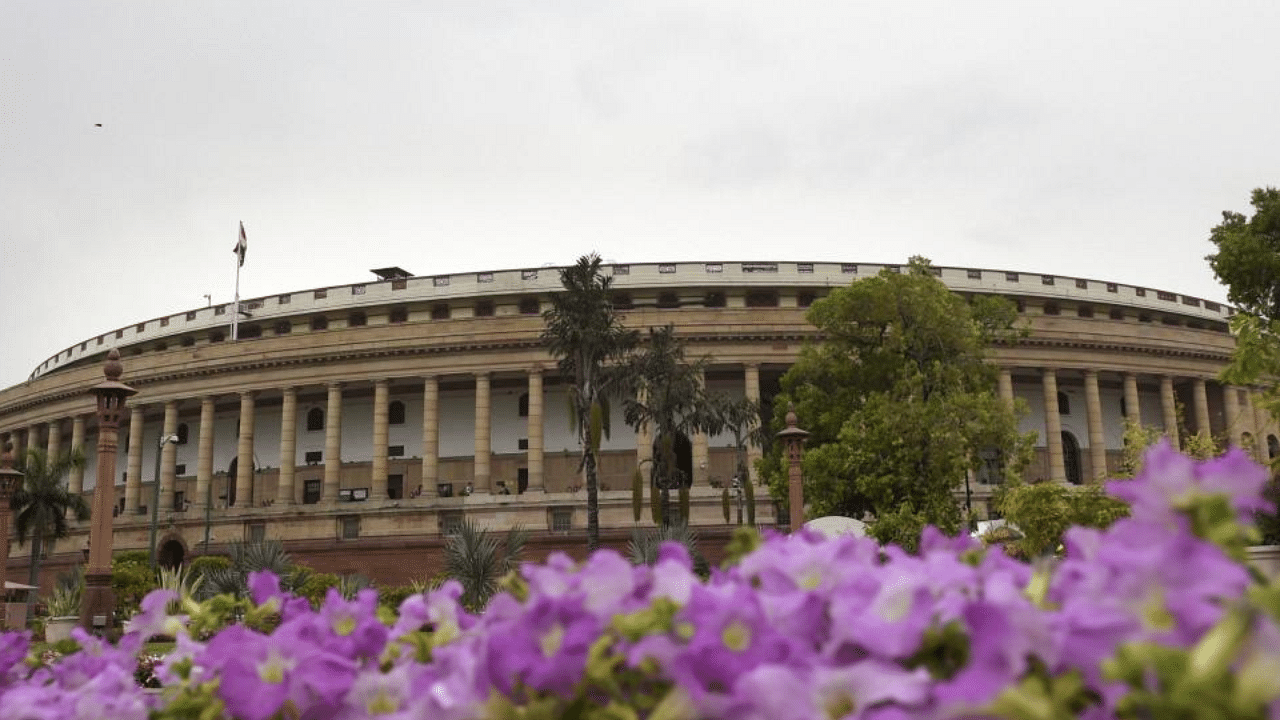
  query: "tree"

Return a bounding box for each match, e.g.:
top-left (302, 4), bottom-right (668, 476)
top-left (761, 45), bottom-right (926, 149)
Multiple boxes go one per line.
top-left (11, 448), bottom-right (89, 622)
top-left (760, 257), bottom-right (1031, 549)
top-left (622, 325), bottom-right (727, 528)
top-left (542, 254), bottom-right (639, 550)
top-left (444, 520), bottom-right (527, 611)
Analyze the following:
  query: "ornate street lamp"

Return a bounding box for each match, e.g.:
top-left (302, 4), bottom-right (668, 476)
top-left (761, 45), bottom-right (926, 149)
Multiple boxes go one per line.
top-left (775, 404), bottom-right (810, 532)
top-left (0, 443), bottom-right (24, 630)
top-left (81, 349), bottom-right (136, 634)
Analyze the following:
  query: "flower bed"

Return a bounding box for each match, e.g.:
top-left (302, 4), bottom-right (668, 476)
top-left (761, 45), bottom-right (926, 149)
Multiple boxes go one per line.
top-left (0, 440), bottom-right (1277, 719)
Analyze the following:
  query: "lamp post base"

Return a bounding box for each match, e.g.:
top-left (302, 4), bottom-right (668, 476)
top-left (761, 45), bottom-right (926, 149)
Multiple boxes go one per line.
top-left (79, 571), bottom-right (115, 637)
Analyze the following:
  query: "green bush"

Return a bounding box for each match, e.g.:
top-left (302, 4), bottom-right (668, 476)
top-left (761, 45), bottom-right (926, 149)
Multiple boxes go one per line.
top-left (111, 553), bottom-right (156, 619)
top-left (294, 573), bottom-right (341, 608)
top-left (186, 555), bottom-right (231, 582)
top-left (377, 584), bottom-right (417, 610)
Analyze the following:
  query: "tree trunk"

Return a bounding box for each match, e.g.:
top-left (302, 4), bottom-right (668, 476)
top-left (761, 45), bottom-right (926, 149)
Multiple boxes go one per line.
top-left (26, 532), bottom-right (43, 628)
top-left (585, 452), bottom-right (599, 551)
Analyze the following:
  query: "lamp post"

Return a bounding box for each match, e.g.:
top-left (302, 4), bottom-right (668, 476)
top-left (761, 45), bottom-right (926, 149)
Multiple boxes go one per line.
top-left (148, 433), bottom-right (180, 571)
top-left (81, 349), bottom-right (136, 634)
top-left (0, 443), bottom-right (24, 630)
top-left (775, 404), bottom-right (810, 532)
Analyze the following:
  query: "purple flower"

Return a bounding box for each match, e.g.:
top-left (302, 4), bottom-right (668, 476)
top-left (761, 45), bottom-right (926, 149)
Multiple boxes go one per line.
top-left (1107, 440), bottom-right (1272, 526)
top-left (483, 594), bottom-right (603, 697)
top-left (123, 589), bottom-right (179, 640)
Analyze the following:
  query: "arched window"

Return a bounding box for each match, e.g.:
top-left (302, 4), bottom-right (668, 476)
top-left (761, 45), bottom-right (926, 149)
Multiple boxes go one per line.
top-left (176, 423), bottom-right (189, 445)
top-left (388, 401), bottom-right (406, 425)
top-left (1269, 434), bottom-right (1280, 460)
top-left (1057, 392), bottom-right (1070, 415)
top-left (1062, 432), bottom-right (1082, 485)
top-left (306, 408), bottom-right (325, 432)
top-left (518, 393), bottom-right (529, 418)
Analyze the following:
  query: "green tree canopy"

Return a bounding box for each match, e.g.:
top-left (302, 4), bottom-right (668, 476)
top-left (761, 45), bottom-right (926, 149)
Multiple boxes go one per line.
top-left (542, 253), bottom-right (639, 550)
top-left (11, 448), bottom-right (89, 623)
top-left (760, 257), bottom-right (1030, 549)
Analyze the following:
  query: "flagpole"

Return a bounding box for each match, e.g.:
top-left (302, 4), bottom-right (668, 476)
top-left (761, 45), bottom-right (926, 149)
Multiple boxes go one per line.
top-left (232, 255), bottom-right (241, 341)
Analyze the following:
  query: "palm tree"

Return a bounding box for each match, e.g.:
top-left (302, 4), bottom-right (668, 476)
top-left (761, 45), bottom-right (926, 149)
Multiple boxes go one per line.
top-left (707, 394), bottom-right (768, 526)
top-left (542, 254), bottom-right (639, 550)
top-left (11, 448), bottom-right (89, 622)
top-left (444, 520), bottom-right (527, 611)
top-left (622, 325), bottom-right (723, 527)
top-left (196, 539), bottom-right (312, 600)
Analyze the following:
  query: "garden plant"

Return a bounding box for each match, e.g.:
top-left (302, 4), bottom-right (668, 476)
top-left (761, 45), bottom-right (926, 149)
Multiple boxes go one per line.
top-left (0, 440), bottom-right (1277, 719)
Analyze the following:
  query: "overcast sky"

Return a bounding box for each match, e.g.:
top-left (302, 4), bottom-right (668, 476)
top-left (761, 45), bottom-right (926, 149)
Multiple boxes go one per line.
top-left (2, 2), bottom-right (1277, 389)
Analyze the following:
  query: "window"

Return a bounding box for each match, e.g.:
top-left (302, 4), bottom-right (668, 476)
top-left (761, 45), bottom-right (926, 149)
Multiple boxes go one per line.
top-left (521, 269), bottom-right (539, 280)
top-left (340, 516), bottom-right (360, 540)
top-left (518, 393), bottom-right (529, 417)
top-left (841, 264), bottom-right (858, 274)
top-left (392, 279), bottom-right (407, 290)
top-left (307, 408), bottom-right (325, 432)
top-left (279, 293), bottom-right (291, 304)
top-left (612, 264), bottom-right (629, 275)
top-left (1077, 305), bottom-right (1093, 318)
top-left (389, 401), bottom-right (406, 425)
top-left (657, 292), bottom-right (681, 309)
top-left (214, 306), bottom-right (226, 316)
top-left (175, 464), bottom-right (187, 476)
top-left (745, 291), bottom-right (779, 308)
top-left (388, 445), bottom-right (404, 458)
top-left (389, 307), bottom-right (408, 323)
top-left (1075, 279), bottom-right (1088, 289)
top-left (182, 336), bottom-right (195, 347)
top-left (1043, 303), bottom-right (1060, 316)
top-left (1139, 313), bottom-right (1152, 323)
top-left (439, 510), bottom-right (464, 535)
top-left (1157, 291), bottom-right (1177, 302)
top-left (431, 303), bottom-right (450, 320)
top-left (311, 315), bottom-right (328, 331)
top-left (1057, 392), bottom-right (1070, 415)
top-left (703, 292), bottom-right (726, 308)
top-left (517, 468), bottom-right (528, 494)
top-left (434, 276), bottom-right (451, 287)
top-left (209, 331), bottom-right (225, 343)
top-left (705, 263), bottom-right (723, 273)
top-left (1269, 435), bottom-right (1279, 460)
top-left (967, 269), bottom-right (982, 280)
top-left (474, 301), bottom-right (494, 317)
top-left (798, 291), bottom-right (817, 308)
top-left (476, 272), bottom-right (494, 283)
top-left (1135, 287), bottom-right (1146, 297)
top-left (549, 507), bottom-right (573, 533)
top-left (1041, 275), bottom-right (1055, 286)
top-left (173, 423), bottom-right (188, 446)
top-left (239, 324), bottom-right (262, 339)
top-left (1062, 432), bottom-right (1082, 485)
top-left (314, 289), bottom-right (328, 299)
top-left (248, 523), bottom-right (266, 543)
top-left (659, 264), bottom-right (676, 274)
top-left (303, 479), bottom-right (321, 504)
top-left (797, 263), bottom-right (814, 273)
top-left (160, 317), bottom-right (170, 327)
top-left (518, 298), bottom-right (540, 315)
top-left (1005, 272), bottom-right (1019, 282)
top-left (348, 311), bottom-right (367, 327)
top-left (274, 321), bottom-right (292, 335)
top-left (1109, 308), bottom-right (1125, 320)
top-left (611, 293), bottom-right (634, 310)
top-left (518, 438), bottom-right (529, 450)
top-left (305, 450), bottom-right (323, 464)
top-left (388, 474), bottom-right (403, 500)
top-left (352, 285), bottom-right (367, 296)
top-left (186, 311), bottom-right (197, 321)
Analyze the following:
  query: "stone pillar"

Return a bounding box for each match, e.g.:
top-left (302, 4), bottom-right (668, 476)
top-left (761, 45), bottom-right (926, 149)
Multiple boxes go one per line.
top-left (1083, 370), bottom-right (1107, 481)
top-left (82, 350), bottom-right (135, 634)
top-left (1160, 376), bottom-right (1180, 449)
top-left (421, 377), bottom-right (439, 497)
top-left (1123, 373), bottom-right (1142, 426)
top-left (195, 397), bottom-right (215, 511)
top-left (1248, 390), bottom-right (1267, 462)
top-left (125, 406), bottom-right (145, 514)
top-left (371, 380), bottom-right (390, 500)
top-left (1224, 385), bottom-right (1242, 449)
top-left (69, 415), bottom-right (86, 495)
top-left (10, 429), bottom-right (22, 462)
top-left (234, 392), bottom-right (255, 507)
top-left (26, 425), bottom-right (40, 459)
top-left (46, 420), bottom-right (61, 459)
top-left (527, 367), bottom-right (544, 493)
top-left (160, 400), bottom-right (179, 512)
top-left (744, 363), bottom-right (763, 483)
top-left (1192, 378), bottom-right (1211, 441)
top-left (473, 373), bottom-right (491, 493)
top-left (323, 383), bottom-right (343, 503)
top-left (692, 369), bottom-right (710, 486)
top-left (1041, 368), bottom-right (1065, 483)
top-left (998, 367), bottom-right (1015, 408)
top-left (277, 388), bottom-right (297, 505)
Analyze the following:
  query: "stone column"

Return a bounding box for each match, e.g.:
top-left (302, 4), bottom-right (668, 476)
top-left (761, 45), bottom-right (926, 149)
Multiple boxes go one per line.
top-left (421, 376), bottom-right (439, 497)
top-left (1123, 373), bottom-right (1142, 426)
top-left (195, 397), bottom-right (215, 511)
top-left (125, 406), bottom-right (145, 514)
top-left (69, 415), bottom-right (86, 495)
top-left (1248, 390), bottom-right (1267, 462)
top-left (371, 379), bottom-right (390, 500)
top-left (527, 367), bottom-right (544, 492)
top-left (1224, 385), bottom-right (1242, 449)
top-left (744, 363), bottom-right (763, 483)
top-left (473, 373), bottom-right (491, 494)
top-left (1041, 368), bottom-right (1065, 483)
top-left (1160, 376), bottom-right (1180, 449)
top-left (26, 425), bottom-right (41, 459)
top-left (1083, 370), bottom-right (1107, 481)
top-left (1192, 378), bottom-right (1211, 441)
top-left (9, 429), bottom-right (22, 462)
top-left (692, 369), bottom-right (710, 486)
top-left (323, 383), bottom-right (343, 503)
top-left (234, 392), bottom-right (255, 507)
top-left (997, 367), bottom-right (1015, 407)
top-left (160, 400), bottom-right (179, 512)
top-left (277, 388), bottom-right (297, 505)
top-left (46, 420), bottom-right (61, 459)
